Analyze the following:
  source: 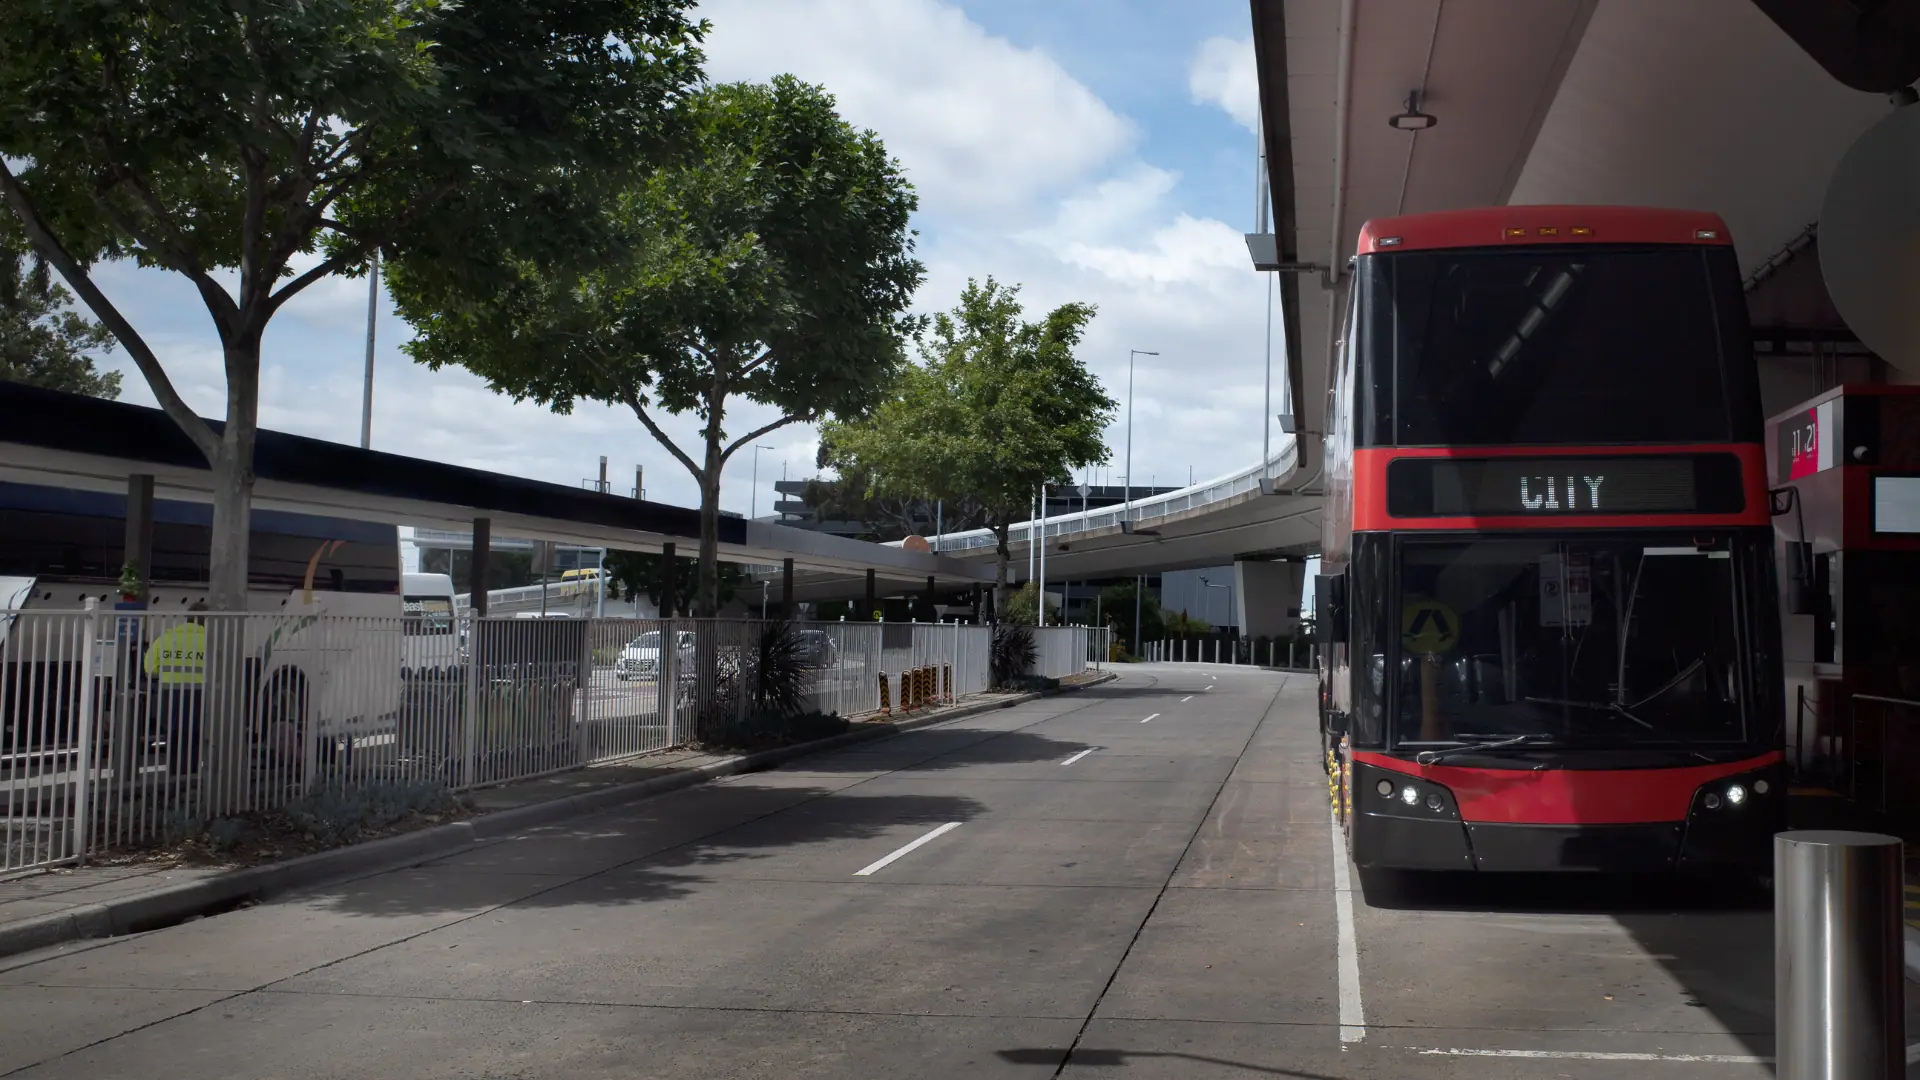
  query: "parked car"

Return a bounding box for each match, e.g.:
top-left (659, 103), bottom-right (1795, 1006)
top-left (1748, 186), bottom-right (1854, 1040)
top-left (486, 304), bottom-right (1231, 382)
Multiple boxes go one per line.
top-left (616, 629), bottom-right (695, 681)
top-left (796, 630), bottom-right (838, 668)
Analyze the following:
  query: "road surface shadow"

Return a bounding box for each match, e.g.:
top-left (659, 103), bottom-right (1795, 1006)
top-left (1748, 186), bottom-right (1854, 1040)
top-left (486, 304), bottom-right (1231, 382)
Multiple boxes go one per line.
top-left (1361, 871), bottom-right (1775, 1061)
top-left (778, 728), bottom-right (1100, 774)
top-left (999, 1048), bottom-right (1339, 1077)
top-left (299, 783), bottom-right (991, 917)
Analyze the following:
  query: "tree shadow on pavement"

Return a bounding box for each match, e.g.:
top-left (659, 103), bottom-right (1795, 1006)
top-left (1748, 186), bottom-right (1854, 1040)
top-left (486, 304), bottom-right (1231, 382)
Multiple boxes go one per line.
top-left (1358, 871), bottom-right (1774, 1061)
top-left (998, 1048), bottom-right (1340, 1077)
top-left (775, 728), bottom-right (1101, 774)
top-left (297, 784), bottom-right (991, 918)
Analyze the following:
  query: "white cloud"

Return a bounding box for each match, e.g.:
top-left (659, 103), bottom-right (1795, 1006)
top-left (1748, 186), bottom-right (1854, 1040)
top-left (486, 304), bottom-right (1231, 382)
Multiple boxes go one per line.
top-left (697, 0), bottom-right (1135, 216)
top-left (1189, 36), bottom-right (1259, 134)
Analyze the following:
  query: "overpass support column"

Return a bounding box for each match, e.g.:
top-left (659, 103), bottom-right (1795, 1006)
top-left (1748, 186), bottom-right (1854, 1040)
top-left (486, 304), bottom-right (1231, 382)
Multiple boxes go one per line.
top-left (470, 518), bottom-right (492, 617)
top-left (865, 569), bottom-right (877, 620)
top-left (1233, 559), bottom-right (1304, 641)
top-left (782, 558), bottom-right (794, 620)
top-left (123, 474), bottom-right (154, 602)
top-left (659, 542), bottom-right (676, 618)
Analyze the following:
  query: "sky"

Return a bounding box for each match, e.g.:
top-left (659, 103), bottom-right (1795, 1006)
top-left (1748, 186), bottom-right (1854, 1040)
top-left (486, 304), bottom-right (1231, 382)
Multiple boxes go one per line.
top-left (85, 0), bottom-right (1284, 524)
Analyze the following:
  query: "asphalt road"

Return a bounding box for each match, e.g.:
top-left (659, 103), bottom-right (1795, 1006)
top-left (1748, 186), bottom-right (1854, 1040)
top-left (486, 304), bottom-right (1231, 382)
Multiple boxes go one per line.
top-left (0, 665), bottom-right (1912, 1078)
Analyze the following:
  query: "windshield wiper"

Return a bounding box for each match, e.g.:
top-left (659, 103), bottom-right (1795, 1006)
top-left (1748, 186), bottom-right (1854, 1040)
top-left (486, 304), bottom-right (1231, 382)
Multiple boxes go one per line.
top-left (1526, 696), bottom-right (1655, 730)
top-left (1415, 733), bottom-right (1552, 766)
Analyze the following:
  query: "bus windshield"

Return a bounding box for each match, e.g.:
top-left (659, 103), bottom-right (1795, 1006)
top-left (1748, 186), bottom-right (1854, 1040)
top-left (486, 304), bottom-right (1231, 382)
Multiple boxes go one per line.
top-left (1379, 246), bottom-right (1738, 446)
top-left (1389, 535), bottom-right (1747, 746)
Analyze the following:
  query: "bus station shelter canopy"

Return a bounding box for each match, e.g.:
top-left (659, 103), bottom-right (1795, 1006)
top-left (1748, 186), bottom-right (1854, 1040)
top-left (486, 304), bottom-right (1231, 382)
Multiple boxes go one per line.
top-left (0, 383), bottom-right (991, 599)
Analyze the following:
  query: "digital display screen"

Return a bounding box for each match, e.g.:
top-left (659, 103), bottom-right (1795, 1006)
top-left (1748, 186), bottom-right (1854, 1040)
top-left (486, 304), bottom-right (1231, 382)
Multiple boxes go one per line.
top-left (1386, 454), bottom-right (1745, 517)
top-left (1776, 400), bottom-right (1833, 480)
top-left (1873, 476), bottom-right (1920, 534)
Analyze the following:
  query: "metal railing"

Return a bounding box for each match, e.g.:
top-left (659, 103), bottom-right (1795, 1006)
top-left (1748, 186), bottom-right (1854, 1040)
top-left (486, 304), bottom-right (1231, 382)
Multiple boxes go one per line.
top-left (0, 605), bottom-right (1105, 873)
top-left (896, 441), bottom-right (1298, 554)
top-left (1847, 694), bottom-right (1920, 817)
top-left (1147, 637), bottom-right (1319, 670)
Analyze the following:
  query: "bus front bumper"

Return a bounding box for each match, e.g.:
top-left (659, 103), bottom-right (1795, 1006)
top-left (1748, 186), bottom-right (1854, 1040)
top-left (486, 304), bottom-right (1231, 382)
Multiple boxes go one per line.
top-left (1349, 760), bottom-right (1783, 873)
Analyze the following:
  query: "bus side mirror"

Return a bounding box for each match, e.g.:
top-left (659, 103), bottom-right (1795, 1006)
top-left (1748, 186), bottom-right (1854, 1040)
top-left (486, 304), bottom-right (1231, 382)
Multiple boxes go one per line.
top-left (1785, 541), bottom-right (1816, 617)
top-left (1315, 573), bottom-right (1347, 645)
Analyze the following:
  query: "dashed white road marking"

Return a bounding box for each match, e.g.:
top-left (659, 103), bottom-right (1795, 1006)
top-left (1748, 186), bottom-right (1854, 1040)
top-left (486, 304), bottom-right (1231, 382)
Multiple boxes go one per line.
top-left (1062, 748), bottom-right (1096, 766)
top-left (1140, 713), bottom-right (1160, 724)
top-left (854, 822), bottom-right (961, 876)
top-left (1416, 1049), bottom-right (1770, 1065)
top-left (1329, 810), bottom-right (1365, 1043)
top-left (1180, 695), bottom-right (1194, 703)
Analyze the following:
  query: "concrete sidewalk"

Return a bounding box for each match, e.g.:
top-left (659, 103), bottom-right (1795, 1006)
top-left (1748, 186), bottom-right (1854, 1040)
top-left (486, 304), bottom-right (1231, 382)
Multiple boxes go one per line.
top-left (0, 674), bottom-right (1114, 960)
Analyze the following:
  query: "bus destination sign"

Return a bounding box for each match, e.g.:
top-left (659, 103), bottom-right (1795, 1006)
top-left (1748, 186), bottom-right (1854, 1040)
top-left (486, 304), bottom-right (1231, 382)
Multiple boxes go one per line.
top-left (1386, 454), bottom-right (1745, 518)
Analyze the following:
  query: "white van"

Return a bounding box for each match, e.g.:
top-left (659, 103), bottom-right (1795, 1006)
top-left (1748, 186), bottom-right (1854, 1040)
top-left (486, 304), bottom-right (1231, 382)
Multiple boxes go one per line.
top-left (401, 572), bottom-right (459, 672)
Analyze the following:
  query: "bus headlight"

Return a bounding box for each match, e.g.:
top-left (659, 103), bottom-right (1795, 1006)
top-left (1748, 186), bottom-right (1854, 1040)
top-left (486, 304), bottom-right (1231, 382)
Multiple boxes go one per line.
top-left (1376, 779), bottom-right (1395, 796)
top-left (1400, 785), bottom-right (1420, 806)
top-left (1753, 779), bottom-right (1769, 795)
top-left (1725, 784), bottom-right (1746, 806)
top-left (1703, 792), bottom-right (1722, 810)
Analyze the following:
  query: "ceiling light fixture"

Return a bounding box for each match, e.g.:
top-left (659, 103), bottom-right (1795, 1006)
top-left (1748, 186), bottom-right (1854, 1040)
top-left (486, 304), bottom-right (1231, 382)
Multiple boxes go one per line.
top-left (1389, 90), bottom-right (1437, 131)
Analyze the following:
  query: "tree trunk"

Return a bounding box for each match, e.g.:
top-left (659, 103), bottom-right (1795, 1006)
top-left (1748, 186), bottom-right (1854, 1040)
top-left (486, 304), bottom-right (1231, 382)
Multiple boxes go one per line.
top-left (696, 436), bottom-right (724, 619)
top-left (208, 334), bottom-right (262, 612)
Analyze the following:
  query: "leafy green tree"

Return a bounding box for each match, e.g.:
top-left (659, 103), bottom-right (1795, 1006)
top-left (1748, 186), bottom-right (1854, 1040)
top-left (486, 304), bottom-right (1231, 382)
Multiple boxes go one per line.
top-left (1001, 581), bottom-right (1061, 627)
top-left (0, 0), bottom-right (706, 609)
top-left (1098, 580), bottom-right (1165, 644)
top-left (1165, 610), bottom-right (1213, 636)
top-left (394, 76), bottom-right (922, 617)
top-left (798, 459), bottom-right (984, 544)
top-left (603, 550), bottom-right (742, 617)
top-left (0, 219), bottom-right (118, 397)
top-left (821, 277), bottom-right (1117, 609)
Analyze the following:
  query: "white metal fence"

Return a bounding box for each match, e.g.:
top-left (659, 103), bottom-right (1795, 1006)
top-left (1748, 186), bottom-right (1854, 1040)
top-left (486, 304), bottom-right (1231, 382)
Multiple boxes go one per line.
top-left (1147, 638), bottom-right (1319, 669)
top-left (0, 605), bottom-right (1102, 873)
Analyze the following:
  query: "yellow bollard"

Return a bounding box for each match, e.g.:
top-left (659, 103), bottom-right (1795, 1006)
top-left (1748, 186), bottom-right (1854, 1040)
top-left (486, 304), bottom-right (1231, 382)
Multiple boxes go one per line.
top-left (878, 672), bottom-right (891, 716)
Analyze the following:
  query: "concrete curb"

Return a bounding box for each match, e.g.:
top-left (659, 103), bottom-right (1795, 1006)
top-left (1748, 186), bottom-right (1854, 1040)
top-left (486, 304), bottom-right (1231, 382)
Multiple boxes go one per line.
top-left (0, 670), bottom-right (1117, 962)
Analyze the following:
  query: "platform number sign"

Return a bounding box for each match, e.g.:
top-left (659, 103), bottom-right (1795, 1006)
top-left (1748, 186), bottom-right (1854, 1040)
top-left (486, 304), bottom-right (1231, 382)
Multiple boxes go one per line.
top-left (1401, 598), bottom-right (1460, 655)
top-left (1779, 400), bottom-right (1835, 480)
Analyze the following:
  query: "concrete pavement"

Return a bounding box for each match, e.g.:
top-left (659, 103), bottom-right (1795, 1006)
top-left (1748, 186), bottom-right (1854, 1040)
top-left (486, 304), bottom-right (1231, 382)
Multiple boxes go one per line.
top-left (0, 665), bottom-right (1913, 1078)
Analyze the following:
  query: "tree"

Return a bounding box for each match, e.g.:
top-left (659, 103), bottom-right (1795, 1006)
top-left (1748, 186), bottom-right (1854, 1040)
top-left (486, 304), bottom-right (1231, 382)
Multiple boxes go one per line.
top-left (603, 550), bottom-right (742, 617)
top-left (821, 278), bottom-right (1117, 610)
top-left (799, 461), bottom-right (983, 543)
top-left (1001, 582), bottom-right (1061, 627)
top-left (0, 219), bottom-right (119, 397)
top-left (0, 0), bottom-right (707, 609)
top-left (1098, 580), bottom-right (1165, 645)
top-left (392, 76), bottom-right (922, 617)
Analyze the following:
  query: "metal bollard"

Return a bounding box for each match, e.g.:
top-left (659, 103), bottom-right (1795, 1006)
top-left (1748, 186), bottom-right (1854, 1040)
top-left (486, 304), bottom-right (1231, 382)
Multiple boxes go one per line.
top-left (1776, 830), bottom-right (1904, 1079)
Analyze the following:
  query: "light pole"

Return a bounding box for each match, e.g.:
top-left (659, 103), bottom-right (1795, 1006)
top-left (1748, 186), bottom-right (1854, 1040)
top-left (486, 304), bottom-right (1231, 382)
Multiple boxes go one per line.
top-left (1037, 482), bottom-right (1048, 627)
top-left (1202, 575), bottom-right (1235, 642)
top-left (1126, 350), bottom-right (1158, 523)
top-left (750, 444), bottom-right (775, 519)
top-left (360, 250), bottom-right (379, 449)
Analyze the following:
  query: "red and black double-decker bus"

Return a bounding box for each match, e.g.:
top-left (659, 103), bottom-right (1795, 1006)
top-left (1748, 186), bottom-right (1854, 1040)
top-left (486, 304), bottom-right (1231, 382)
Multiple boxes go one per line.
top-left (1316, 206), bottom-right (1787, 877)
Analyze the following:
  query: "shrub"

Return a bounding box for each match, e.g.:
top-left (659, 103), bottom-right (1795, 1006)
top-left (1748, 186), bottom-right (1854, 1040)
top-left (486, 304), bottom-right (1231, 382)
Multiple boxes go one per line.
top-left (991, 623), bottom-right (1036, 687)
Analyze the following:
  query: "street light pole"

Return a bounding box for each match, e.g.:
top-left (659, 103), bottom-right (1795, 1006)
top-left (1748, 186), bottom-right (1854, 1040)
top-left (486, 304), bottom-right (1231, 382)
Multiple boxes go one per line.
top-left (750, 444), bottom-right (774, 519)
top-left (360, 250), bottom-right (379, 450)
top-left (1037, 482), bottom-right (1047, 628)
top-left (1126, 350), bottom-right (1158, 524)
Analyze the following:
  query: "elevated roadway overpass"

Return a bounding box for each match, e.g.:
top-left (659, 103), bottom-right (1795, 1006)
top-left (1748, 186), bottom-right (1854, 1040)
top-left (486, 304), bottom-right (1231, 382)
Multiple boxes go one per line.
top-left (0, 384), bottom-right (992, 608)
top-left (893, 0), bottom-right (1919, 631)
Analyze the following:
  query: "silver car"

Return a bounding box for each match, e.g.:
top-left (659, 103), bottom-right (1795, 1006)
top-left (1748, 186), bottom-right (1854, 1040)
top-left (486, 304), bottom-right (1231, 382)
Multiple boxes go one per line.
top-left (615, 629), bottom-right (695, 681)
